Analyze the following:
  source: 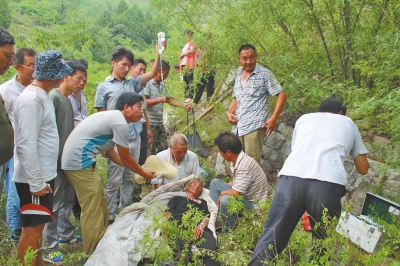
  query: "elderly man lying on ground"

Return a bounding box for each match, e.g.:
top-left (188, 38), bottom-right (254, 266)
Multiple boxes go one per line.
top-left (85, 175), bottom-right (218, 266)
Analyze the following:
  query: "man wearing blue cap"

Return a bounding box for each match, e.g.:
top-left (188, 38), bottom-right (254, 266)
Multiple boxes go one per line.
top-left (13, 50), bottom-right (72, 266)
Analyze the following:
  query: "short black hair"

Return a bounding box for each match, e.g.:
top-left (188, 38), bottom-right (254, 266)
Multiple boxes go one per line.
top-left (0, 27), bottom-right (15, 47)
top-left (13, 48), bottom-right (37, 65)
top-left (133, 58), bottom-right (147, 67)
top-left (111, 48), bottom-right (134, 65)
top-left (66, 60), bottom-right (87, 76)
top-left (160, 60), bottom-right (170, 70)
top-left (149, 59), bottom-right (155, 63)
top-left (238, 44), bottom-right (257, 55)
top-left (78, 59), bottom-right (88, 69)
top-left (317, 97), bottom-right (347, 115)
top-left (214, 132), bottom-right (242, 154)
top-left (184, 29), bottom-right (194, 36)
top-left (115, 92), bottom-right (144, 111)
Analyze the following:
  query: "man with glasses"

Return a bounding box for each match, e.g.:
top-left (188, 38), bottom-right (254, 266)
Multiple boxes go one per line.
top-left (0, 47), bottom-right (37, 242)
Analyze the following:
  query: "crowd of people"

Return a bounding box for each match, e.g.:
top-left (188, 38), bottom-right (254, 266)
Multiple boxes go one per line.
top-left (0, 25), bottom-right (370, 266)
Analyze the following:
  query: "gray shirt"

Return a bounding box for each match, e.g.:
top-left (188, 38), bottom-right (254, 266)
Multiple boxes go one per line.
top-left (94, 76), bottom-right (144, 139)
top-left (50, 89), bottom-right (75, 169)
top-left (143, 79), bottom-right (169, 126)
top-left (62, 110), bottom-right (130, 170)
top-left (13, 85), bottom-right (59, 192)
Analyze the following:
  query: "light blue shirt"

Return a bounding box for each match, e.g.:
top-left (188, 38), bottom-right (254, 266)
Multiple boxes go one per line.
top-left (94, 76), bottom-right (144, 139)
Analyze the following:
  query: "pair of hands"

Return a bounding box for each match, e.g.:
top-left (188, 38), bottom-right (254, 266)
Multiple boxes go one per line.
top-left (31, 184), bottom-right (52, 197)
top-left (226, 112), bottom-right (276, 135)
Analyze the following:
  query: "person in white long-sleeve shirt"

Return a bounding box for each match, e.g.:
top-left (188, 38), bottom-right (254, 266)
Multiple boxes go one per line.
top-left (13, 50), bottom-right (72, 266)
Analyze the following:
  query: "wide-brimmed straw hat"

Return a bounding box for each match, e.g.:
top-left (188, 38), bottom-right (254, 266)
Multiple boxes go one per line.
top-left (134, 155), bottom-right (177, 184)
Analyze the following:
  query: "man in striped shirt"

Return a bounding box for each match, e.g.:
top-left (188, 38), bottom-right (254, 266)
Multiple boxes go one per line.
top-left (210, 132), bottom-right (268, 233)
top-left (227, 44), bottom-right (286, 164)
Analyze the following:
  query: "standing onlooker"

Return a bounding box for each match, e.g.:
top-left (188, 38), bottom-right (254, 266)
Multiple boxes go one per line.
top-left (0, 27), bottom-right (15, 199)
top-left (249, 98), bottom-right (369, 265)
top-left (130, 58), bottom-right (153, 165)
top-left (143, 60), bottom-right (191, 155)
top-left (42, 61), bottom-right (87, 264)
top-left (13, 50), bottom-right (72, 266)
top-left (68, 59), bottom-right (89, 221)
top-left (94, 43), bottom-right (165, 224)
top-left (226, 44), bottom-right (286, 164)
top-left (179, 29), bottom-right (197, 102)
top-left (193, 32), bottom-right (215, 104)
top-left (0, 47), bottom-right (37, 242)
top-left (62, 92), bottom-right (156, 262)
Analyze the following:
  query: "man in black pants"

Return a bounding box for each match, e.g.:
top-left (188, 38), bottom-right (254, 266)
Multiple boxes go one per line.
top-left (249, 97), bottom-right (369, 265)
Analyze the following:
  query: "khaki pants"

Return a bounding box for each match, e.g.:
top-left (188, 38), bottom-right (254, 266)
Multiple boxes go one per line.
top-left (239, 128), bottom-right (265, 165)
top-left (64, 166), bottom-right (108, 258)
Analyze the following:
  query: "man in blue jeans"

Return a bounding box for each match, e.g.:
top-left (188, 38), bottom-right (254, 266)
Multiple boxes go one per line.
top-left (249, 97), bottom-right (369, 265)
top-left (210, 132), bottom-right (268, 233)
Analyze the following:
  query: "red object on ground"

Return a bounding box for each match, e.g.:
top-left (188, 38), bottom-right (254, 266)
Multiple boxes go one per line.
top-left (303, 212), bottom-right (312, 232)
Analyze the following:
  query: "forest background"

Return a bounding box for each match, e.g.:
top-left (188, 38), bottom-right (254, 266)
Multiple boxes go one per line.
top-left (0, 0), bottom-right (400, 265)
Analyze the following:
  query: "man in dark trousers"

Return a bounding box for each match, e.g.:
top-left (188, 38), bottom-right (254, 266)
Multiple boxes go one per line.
top-left (249, 97), bottom-right (369, 265)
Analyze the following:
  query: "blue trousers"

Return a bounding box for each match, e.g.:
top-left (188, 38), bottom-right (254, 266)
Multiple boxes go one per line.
top-left (249, 175), bottom-right (346, 265)
top-left (210, 178), bottom-right (253, 233)
top-left (5, 157), bottom-right (21, 236)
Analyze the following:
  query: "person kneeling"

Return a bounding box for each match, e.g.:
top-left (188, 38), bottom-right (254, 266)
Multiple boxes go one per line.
top-left (166, 178), bottom-right (220, 266)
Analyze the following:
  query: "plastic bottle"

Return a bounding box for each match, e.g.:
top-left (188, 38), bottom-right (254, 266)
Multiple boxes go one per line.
top-left (157, 32), bottom-right (165, 54)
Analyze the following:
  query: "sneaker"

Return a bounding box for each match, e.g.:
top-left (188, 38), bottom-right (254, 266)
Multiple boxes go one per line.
top-left (58, 236), bottom-right (83, 247)
top-left (43, 251), bottom-right (63, 264)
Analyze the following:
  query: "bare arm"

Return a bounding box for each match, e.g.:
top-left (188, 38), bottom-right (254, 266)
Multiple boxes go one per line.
top-left (116, 145), bottom-right (156, 180)
top-left (105, 147), bottom-right (124, 167)
top-left (226, 98), bottom-right (237, 125)
top-left (144, 95), bottom-right (166, 107)
top-left (217, 188), bottom-right (241, 207)
top-left (263, 91), bottom-right (286, 135)
top-left (353, 154), bottom-right (369, 175)
top-left (169, 98), bottom-right (191, 111)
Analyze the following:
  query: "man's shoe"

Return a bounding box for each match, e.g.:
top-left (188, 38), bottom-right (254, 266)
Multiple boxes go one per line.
top-left (58, 236), bottom-right (83, 247)
top-left (43, 251), bottom-right (63, 264)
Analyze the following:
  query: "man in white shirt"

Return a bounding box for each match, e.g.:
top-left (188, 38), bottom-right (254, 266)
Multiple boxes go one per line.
top-left (0, 47), bottom-right (37, 242)
top-left (13, 50), bottom-right (72, 266)
top-left (151, 134), bottom-right (200, 187)
top-left (249, 97), bottom-right (370, 265)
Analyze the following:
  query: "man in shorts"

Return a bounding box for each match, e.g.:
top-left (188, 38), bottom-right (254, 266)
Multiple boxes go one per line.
top-left (13, 50), bottom-right (72, 265)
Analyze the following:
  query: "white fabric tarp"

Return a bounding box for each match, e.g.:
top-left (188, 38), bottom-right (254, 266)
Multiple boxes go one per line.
top-left (86, 175), bottom-right (218, 266)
